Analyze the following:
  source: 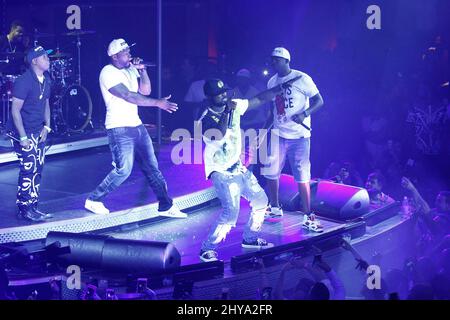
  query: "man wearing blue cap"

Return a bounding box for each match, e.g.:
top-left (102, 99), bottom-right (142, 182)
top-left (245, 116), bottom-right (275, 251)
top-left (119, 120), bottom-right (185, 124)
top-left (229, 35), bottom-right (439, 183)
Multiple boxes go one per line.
top-left (8, 46), bottom-right (54, 222)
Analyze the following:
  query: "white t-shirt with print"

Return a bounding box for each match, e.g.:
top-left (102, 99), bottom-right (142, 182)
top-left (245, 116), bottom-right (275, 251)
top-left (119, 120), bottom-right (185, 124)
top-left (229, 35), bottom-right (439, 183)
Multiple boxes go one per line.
top-left (99, 64), bottom-right (143, 129)
top-left (267, 69), bottom-right (319, 139)
top-left (202, 99), bottom-right (249, 179)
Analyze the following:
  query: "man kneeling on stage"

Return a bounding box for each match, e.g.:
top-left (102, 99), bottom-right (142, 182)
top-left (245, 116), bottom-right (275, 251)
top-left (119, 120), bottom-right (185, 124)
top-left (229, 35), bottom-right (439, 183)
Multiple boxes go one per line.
top-left (198, 77), bottom-right (300, 262)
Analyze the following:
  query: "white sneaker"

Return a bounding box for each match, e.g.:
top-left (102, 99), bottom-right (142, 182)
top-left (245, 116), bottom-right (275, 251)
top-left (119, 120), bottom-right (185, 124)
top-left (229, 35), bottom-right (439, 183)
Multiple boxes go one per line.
top-left (302, 213), bottom-right (324, 233)
top-left (265, 206), bottom-right (283, 218)
top-left (158, 205), bottom-right (187, 219)
top-left (199, 250), bottom-right (218, 262)
top-left (85, 199), bottom-right (110, 215)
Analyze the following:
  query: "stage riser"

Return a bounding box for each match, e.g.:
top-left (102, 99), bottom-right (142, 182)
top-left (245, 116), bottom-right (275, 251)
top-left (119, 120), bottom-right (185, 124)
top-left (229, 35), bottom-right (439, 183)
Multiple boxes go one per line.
top-left (0, 187), bottom-right (217, 244)
top-left (230, 221), bottom-right (366, 273)
top-left (6, 216), bottom-right (411, 300)
top-left (157, 216), bottom-right (412, 300)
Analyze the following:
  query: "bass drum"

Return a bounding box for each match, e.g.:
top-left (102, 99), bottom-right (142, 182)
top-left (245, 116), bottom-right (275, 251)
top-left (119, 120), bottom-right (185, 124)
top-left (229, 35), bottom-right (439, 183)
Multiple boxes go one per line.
top-left (59, 84), bottom-right (92, 132)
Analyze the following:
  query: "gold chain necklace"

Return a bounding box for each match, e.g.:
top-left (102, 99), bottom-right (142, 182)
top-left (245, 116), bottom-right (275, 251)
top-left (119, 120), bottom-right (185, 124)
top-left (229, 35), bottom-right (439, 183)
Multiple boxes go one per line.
top-left (38, 77), bottom-right (45, 99)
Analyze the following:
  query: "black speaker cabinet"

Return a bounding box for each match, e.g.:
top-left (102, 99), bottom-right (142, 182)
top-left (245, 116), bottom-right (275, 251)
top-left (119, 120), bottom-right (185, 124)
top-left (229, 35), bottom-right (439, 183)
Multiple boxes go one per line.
top-left (279, 179), bottom-right (370, 220)
top-left (45, 232), bottom-right (181, 274)
top-left (311, 180), bottom-right (370, 219)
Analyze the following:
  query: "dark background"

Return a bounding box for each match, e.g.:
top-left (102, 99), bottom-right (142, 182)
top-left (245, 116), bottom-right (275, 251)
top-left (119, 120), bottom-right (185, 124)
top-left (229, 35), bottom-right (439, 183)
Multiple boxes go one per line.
top-left (2, 0), bottom-right (449, 199)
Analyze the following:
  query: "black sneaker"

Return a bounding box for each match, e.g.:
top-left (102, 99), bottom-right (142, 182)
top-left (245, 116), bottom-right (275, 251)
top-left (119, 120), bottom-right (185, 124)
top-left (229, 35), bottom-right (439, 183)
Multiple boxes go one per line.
top-left (18, 207), bottom-right (45, 222)
top-left (241, 238), bottom-right (274, 249)
top-left (199, 250), bottom-right (219, 262)
top-left (32, 204), bottom-right (54, 220)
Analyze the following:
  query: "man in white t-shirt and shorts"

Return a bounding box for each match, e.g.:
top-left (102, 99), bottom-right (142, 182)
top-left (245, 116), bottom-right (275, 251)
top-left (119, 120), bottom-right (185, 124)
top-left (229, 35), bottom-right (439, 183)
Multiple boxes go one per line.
top-left (84, 38), bottom-right (186, 218)
top-left (264, 47), bottom-right (325, 233)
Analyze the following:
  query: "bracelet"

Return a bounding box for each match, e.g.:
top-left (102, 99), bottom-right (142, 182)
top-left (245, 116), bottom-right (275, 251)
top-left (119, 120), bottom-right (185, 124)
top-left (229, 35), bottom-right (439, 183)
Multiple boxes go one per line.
top-left (44, 125), bottom-right (52, 133)
top-left (20, 136), bottom-right (28, 141)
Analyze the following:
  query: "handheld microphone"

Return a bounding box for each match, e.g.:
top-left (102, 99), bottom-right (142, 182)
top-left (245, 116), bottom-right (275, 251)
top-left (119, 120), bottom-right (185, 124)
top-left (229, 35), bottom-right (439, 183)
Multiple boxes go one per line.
top-left (131, 58), bottom-right (156, 67)
top-left (228, 107), bottom-right (234, 129)
top-left (140, 61), bottom-right (156, 67)
top-left (226, 93), bottom-right (236, 129)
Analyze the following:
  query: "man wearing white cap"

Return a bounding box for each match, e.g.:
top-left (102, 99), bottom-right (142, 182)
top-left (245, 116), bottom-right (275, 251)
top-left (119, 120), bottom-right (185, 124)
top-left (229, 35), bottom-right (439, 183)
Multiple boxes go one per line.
top-left (264, 47), bottom-right (325, 232)
top-left (85, 38), bottom-right (186, 219)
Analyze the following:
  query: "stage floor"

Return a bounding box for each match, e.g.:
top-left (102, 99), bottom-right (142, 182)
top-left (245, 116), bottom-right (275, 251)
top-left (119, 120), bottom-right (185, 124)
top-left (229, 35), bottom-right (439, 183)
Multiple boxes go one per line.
top-left (104, 201), bottom-right (346, 266)
top-left (0, 141), bottom-right (352, 267)
top-left (0, 143), bottom-right (210, 229)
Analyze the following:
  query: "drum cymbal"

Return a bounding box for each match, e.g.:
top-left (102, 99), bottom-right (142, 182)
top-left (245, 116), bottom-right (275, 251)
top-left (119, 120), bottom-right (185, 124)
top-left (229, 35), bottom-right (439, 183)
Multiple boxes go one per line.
top-left (62, 30), bottom-right (96, 37)
top-left (49, 52), bottom-right (72, 59)
top-left (0, 51), bottom-right (25, 57)
top-left (25, 31), bottom-right (55, 38)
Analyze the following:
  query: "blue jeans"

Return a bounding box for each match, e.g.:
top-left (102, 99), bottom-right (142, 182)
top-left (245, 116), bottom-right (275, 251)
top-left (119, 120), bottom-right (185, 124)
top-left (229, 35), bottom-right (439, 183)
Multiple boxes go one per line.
top-left (201, 169), bottom-right (268, 251)
top-left (88, 125), bottom-right (173, 211)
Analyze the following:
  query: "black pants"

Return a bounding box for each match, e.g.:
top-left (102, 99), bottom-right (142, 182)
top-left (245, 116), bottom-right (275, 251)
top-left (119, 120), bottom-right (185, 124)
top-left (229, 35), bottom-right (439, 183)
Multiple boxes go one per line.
top-left (12, 132), bottom-right (46, 209)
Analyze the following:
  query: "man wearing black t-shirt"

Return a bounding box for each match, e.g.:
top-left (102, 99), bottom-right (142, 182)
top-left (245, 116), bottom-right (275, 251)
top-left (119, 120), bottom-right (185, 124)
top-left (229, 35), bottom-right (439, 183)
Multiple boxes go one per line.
top-left (0, 20), bottom-right (28, 75)
top-left (8, 46), bottom-right (53, 222)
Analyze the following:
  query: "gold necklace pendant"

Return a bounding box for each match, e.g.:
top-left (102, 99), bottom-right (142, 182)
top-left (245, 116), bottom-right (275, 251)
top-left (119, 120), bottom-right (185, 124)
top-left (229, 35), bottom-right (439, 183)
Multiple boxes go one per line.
top-left (38, 78), bottom-right (45, 99)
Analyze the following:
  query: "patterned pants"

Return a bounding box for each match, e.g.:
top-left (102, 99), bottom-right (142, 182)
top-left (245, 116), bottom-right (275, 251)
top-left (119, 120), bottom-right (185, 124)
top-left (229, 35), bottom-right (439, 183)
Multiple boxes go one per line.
top-left (12, 132), bottom-right (46, 209)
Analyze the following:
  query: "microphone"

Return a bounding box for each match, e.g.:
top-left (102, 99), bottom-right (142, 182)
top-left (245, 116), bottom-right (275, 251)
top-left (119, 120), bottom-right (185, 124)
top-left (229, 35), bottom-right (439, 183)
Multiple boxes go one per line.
top-left (140, 61), bottom-right (156, 67)
top-left (131, 58), bottom-right (156, 67)
top-left (228, 107), bottom-right (234, 129)
top-left (226, 95), bottom-right (236, 129)
top-left (299, 122), bottom-right (311, 131)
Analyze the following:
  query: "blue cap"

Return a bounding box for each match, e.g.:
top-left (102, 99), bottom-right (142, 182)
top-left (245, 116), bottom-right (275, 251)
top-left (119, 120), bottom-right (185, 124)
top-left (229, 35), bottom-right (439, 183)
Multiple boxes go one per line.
top-left (26, 46), bottom-right (53, 64)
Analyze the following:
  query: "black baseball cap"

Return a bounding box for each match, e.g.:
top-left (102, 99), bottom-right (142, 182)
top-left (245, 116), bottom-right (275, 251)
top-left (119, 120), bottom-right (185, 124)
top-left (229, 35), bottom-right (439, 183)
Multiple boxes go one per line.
top-left (203, 79), bottom-right (230, 97)
top-left (26, 46), bottom-right (53, 64)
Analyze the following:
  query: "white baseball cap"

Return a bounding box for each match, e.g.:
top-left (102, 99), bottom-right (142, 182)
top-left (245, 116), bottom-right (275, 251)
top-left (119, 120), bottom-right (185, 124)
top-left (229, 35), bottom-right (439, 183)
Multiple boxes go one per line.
top-left (271, 47), bottom-right (291, 62)
top-left (107, 38), bottom-right (136, 56)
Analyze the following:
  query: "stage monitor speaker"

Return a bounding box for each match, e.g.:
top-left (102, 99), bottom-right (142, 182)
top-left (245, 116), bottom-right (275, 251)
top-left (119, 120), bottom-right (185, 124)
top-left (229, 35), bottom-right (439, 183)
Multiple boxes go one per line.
top-left (280, 180), bottom-right (370, 220)
top-left (45, 232), bottom-right (109, 268)
top-left (312, 181), bottom-right (370, 220)
top-left (101, 238), bottom-right (180, 273)
top-left (45, 232), bottom-right (181, 274)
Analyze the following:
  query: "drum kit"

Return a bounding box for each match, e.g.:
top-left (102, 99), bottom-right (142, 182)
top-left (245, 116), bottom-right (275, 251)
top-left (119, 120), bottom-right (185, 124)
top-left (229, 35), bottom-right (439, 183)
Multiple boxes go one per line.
top-left (1, 29), bottom-right (95, 135)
